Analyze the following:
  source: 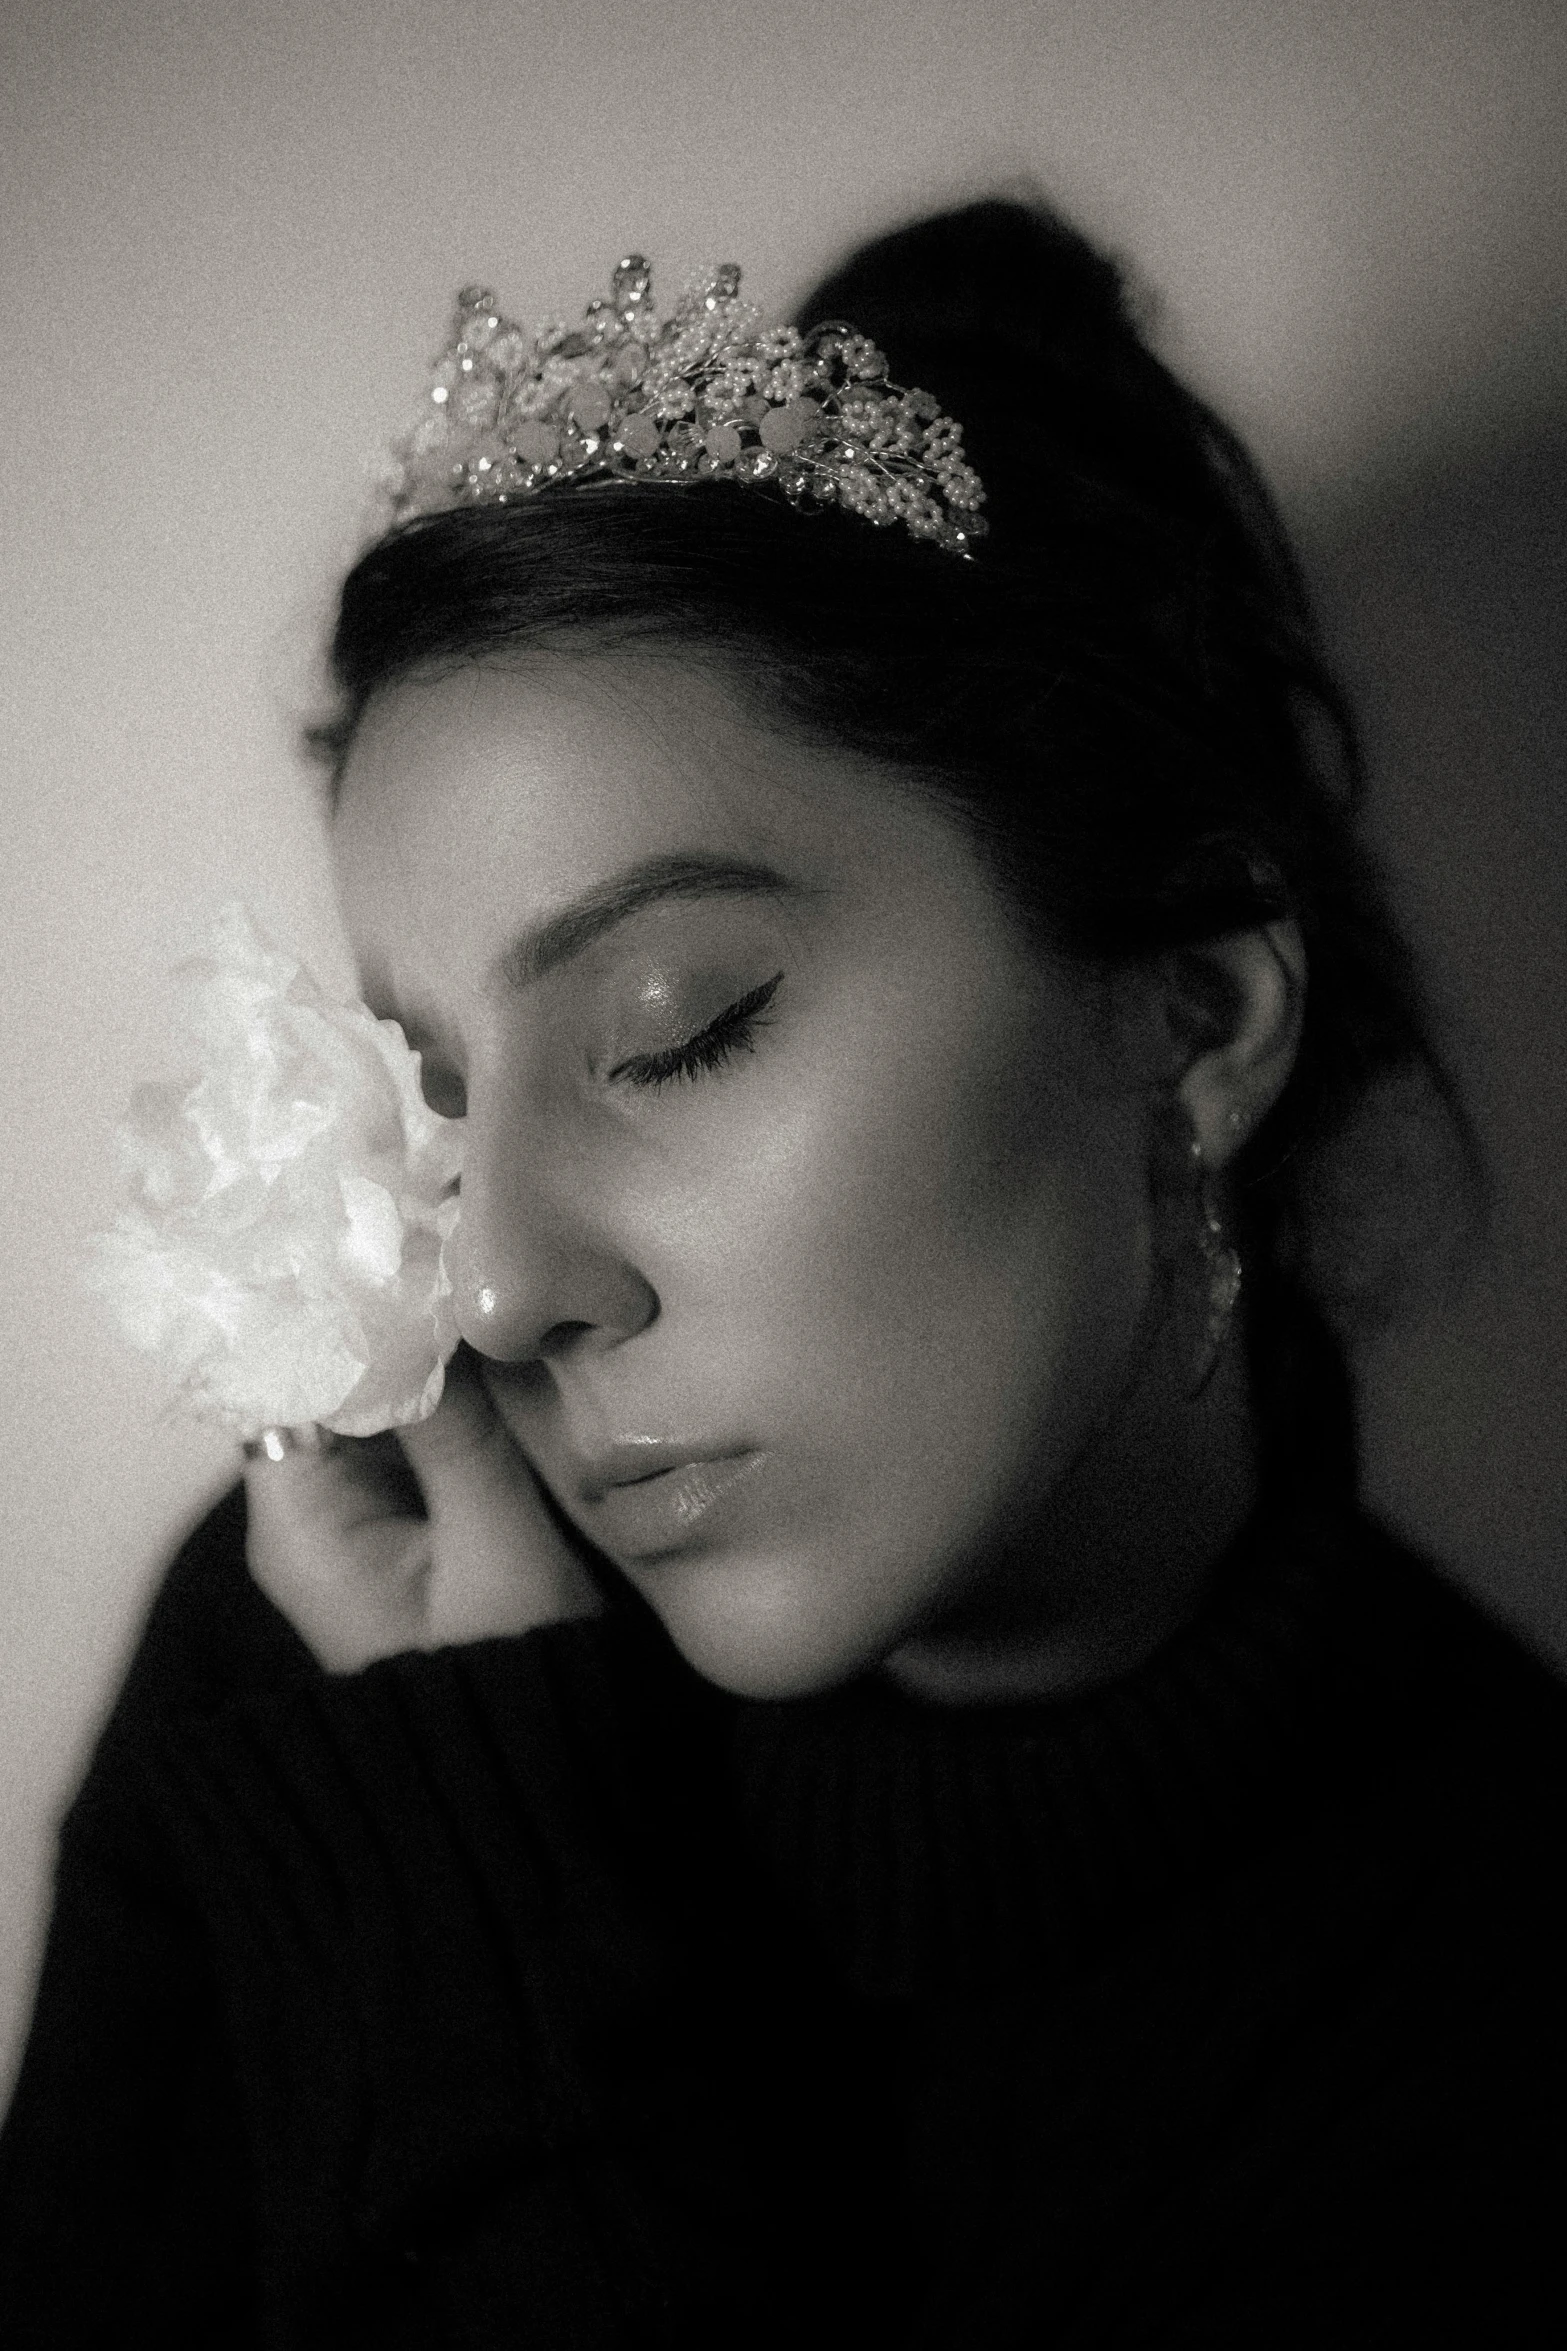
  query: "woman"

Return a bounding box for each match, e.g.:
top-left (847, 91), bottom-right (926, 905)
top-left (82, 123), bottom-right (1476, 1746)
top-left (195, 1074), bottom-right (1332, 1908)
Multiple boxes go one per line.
top-left (2, 196), bottom-right (1562, 2346)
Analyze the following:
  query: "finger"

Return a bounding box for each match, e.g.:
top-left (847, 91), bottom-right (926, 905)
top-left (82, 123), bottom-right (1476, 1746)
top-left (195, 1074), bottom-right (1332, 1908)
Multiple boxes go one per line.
top-left (397, 1354), bottom-right (603, 1633)
top-left (244, 1428), bottom-right (419, 1538)
top-left (395, 1352), bottom-right (529, 1541)
top-left (243, 1434), bottom-right (433, 1664)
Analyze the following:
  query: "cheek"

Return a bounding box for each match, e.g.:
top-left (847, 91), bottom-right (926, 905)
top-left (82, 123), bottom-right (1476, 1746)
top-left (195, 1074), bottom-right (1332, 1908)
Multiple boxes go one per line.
top-left (654, 976), bottom-right (1150, 1484)
top-left (819, 1056), bottom-right (1148, 1506)
top-left (617, 1006), bottom-right (1155, 1697)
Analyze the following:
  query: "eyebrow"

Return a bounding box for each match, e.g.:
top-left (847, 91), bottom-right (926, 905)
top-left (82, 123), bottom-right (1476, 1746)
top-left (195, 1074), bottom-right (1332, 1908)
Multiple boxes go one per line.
top-left (493, 851), bottom-right (794, 990)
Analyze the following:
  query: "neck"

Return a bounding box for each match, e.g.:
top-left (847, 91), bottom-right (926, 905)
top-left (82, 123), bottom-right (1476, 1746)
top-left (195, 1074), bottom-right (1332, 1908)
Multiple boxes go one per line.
top-left (883, 1337), bottom-right (1260, 1706)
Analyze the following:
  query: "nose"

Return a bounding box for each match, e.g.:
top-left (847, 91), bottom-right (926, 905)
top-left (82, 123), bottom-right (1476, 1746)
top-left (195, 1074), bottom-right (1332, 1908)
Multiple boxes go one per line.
top-left (447, 1099), bottom-right (658, 1364)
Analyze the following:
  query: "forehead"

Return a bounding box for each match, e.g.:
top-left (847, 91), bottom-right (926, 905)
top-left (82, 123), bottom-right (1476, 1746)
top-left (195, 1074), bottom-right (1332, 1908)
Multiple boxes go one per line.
top-left (330, 651), bottom-right (998, 1003)
top-left (334, 652), bottom-right (787, 896)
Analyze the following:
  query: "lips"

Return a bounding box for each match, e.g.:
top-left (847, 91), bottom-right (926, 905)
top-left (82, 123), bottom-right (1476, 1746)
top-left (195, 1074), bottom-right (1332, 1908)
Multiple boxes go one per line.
top-left (577, 1447), bottom-right (767, 1561)
top-left (474, 1364), bottom-right (770, 1566)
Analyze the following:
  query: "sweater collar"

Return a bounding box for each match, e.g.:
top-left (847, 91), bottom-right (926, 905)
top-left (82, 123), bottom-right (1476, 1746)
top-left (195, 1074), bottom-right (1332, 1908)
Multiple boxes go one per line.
top-left (720, 1490), bottom-right (1425, 1999)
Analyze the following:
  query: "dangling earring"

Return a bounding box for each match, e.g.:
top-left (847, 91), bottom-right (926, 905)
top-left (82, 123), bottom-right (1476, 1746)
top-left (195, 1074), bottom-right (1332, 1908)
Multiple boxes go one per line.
top-left (1188, 1130), bottom-right (1243, 1398)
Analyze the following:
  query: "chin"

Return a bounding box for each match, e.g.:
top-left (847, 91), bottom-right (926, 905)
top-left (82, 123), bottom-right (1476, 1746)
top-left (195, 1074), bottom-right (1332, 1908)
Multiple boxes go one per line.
top-left (626, 1547), bottom-right (898, 1702)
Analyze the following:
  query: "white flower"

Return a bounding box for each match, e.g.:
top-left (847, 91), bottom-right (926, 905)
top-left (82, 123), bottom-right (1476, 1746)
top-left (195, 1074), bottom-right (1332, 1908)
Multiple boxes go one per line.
top-left (87, 903), bottom-right (464, 1441)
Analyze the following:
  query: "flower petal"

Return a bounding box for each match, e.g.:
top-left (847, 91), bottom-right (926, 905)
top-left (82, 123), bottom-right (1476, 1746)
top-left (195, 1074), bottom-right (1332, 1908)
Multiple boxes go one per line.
top-left (87, 903), bottom-right (465, 1439)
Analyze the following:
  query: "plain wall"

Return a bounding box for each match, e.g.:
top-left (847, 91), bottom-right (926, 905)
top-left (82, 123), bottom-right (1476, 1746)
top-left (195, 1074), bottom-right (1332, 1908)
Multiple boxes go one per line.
top-left (3, 0), bottom-right (1564, 2100)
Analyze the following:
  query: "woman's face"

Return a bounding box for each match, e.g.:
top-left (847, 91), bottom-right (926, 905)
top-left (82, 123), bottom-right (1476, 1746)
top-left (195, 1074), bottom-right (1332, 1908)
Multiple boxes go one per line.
top-left (333, 652), bottom-right (1166, 1699)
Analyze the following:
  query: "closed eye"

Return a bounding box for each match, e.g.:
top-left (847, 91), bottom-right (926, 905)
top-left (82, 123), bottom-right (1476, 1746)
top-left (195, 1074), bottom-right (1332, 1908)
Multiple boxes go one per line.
top-left (609, 972), bottom-right (784, 1089)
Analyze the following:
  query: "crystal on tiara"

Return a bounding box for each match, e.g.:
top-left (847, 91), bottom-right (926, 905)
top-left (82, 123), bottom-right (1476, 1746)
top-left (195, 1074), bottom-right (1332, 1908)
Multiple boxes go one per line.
top-left (379, 258), bottom-right (988, 557)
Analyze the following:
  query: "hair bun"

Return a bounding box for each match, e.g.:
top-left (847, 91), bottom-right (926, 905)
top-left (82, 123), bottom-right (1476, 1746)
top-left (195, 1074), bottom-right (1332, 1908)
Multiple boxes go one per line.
top-left (796, 194), bottom-right (1132, 381)
top-left (795, 194), bottom-right (1180, 544)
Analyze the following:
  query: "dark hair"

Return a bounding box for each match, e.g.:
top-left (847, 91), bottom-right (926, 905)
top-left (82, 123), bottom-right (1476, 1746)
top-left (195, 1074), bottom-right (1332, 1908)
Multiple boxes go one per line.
top-left (309, 195), bottom-right (1481, 1465)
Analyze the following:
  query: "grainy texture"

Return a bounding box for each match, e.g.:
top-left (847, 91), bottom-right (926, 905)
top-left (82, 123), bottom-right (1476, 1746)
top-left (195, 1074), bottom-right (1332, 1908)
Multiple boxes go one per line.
top-left (2, 1465), bottom-right (1562, 2345)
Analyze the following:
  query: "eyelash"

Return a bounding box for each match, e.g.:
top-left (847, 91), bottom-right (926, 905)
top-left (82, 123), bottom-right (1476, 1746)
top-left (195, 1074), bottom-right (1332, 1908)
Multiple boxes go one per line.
top-left (610, 971), bottom-right (785, 1091)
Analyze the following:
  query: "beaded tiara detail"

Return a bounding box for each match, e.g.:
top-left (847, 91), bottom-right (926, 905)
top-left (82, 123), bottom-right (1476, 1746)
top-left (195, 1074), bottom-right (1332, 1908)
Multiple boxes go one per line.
top-left (381, 256), bottom-right (987, 557)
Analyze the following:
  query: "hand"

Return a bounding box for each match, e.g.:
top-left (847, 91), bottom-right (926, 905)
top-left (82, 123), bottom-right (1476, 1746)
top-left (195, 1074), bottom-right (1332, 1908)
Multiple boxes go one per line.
top-left (244, 1348), bottom-right (603, 1672)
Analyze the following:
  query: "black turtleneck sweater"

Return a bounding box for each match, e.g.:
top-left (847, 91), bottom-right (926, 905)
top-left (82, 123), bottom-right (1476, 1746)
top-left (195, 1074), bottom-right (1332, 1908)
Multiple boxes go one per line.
top-left (1, 1476), bottom-right (1564, 2348)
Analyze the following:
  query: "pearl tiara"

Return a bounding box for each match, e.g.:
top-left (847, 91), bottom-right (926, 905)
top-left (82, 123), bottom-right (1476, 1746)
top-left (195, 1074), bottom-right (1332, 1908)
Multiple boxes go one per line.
top-left (380, 256), bottom-right (988, 557)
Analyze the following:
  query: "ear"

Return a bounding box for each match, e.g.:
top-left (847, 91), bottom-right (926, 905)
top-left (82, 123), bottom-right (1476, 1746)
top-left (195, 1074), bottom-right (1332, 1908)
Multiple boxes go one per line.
top-left (1161, 920), bottom-right (1307, 1170)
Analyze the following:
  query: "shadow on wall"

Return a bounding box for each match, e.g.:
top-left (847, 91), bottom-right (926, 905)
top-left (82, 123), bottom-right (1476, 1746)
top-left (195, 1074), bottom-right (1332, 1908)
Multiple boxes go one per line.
top-left (1304, 406), bottom-right (1567, 1669)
